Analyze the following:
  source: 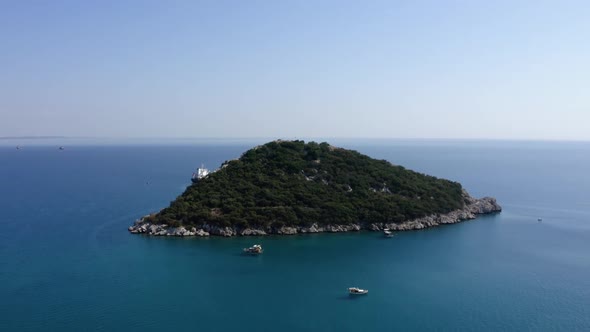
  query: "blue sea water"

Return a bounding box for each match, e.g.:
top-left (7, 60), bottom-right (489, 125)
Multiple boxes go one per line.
top-left (1, 139), bottom-right (589, 331)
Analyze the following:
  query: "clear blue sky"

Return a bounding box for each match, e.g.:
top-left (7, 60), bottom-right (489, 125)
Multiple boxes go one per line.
top-left (1, 1), bottom-right (589, 140)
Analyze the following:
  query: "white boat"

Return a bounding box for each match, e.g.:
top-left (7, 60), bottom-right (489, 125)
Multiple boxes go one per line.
top-left (348, 287), bottom-right (368, 295)
top-left (383, 229), bottom-right (394, 237)
top-left (243, 244), bottom-right (263, 254)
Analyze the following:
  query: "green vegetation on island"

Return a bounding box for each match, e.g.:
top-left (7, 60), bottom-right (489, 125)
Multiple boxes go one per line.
top-left (144, 140), bottom-right (466, 230)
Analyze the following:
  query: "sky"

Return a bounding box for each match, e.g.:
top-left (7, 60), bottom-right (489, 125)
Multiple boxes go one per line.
top-left (1, 0), bottom-right (589, 140)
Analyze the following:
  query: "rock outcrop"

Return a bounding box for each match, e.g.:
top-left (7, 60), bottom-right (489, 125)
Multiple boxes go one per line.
top-left (128, 219), bottom-right (210, 237)
top-left (128, 194), bottom-right (501, 237)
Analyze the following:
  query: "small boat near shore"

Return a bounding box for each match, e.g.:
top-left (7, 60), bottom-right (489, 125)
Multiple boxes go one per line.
top-left (243, 244), bottom-right (263, 254)
top-left (348, 287), bottom-right (368, 295)
top-left (383, 229), bottom-right (394, 238)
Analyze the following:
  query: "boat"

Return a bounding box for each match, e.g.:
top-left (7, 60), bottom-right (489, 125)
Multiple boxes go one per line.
top-left (59, 146), bottom-right (65, 150)
top-left (383, 229), bottom-right (394, 237)
top-left (243, 244), bottom-right (263, 254)
top-left (348, 287), bottom-right (368, 295)
top-left (16, 145), bottom-right (21, 150)
top-left (191, 164), bottom-right (210, 183)
top-left (538, 218), bottom-right (543, 222)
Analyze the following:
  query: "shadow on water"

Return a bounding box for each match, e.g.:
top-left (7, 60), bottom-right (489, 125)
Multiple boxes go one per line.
top-left (231, 252), bottom-right (265, 258)
top-left (337, 295), bottom-right (368, 301)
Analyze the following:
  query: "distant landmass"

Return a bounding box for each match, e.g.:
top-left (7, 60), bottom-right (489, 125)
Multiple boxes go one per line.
top-left (0, 136), bottom-right (67, 140)
top-left (129, 140), bottom-right (501, 237)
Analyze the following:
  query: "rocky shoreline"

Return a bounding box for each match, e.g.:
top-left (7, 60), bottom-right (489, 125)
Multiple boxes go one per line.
top-left (128, 194), bottom-right (501, 237)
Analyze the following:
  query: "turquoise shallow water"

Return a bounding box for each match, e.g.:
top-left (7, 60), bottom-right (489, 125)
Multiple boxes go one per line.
top-left (1, 140), bottom-right (589, 331)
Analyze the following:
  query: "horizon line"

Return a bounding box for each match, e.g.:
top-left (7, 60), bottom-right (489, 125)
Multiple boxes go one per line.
top-left (1, 136), bottom-right (590, 143)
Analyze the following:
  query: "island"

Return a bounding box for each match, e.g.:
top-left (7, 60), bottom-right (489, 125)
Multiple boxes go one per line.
top-left (129, 140), bottom-right (501, 237)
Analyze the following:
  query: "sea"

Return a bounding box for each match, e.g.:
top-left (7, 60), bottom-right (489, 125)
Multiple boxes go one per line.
top-left (1, 139), bottom-right (589, 331)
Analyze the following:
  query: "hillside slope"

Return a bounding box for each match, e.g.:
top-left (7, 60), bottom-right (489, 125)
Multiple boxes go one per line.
top-left (131, 140), bottom-right (500, 236)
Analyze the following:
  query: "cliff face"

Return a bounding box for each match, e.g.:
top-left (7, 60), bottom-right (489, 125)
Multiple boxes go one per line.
top-left (379, 195), bottom-right (501, 231)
